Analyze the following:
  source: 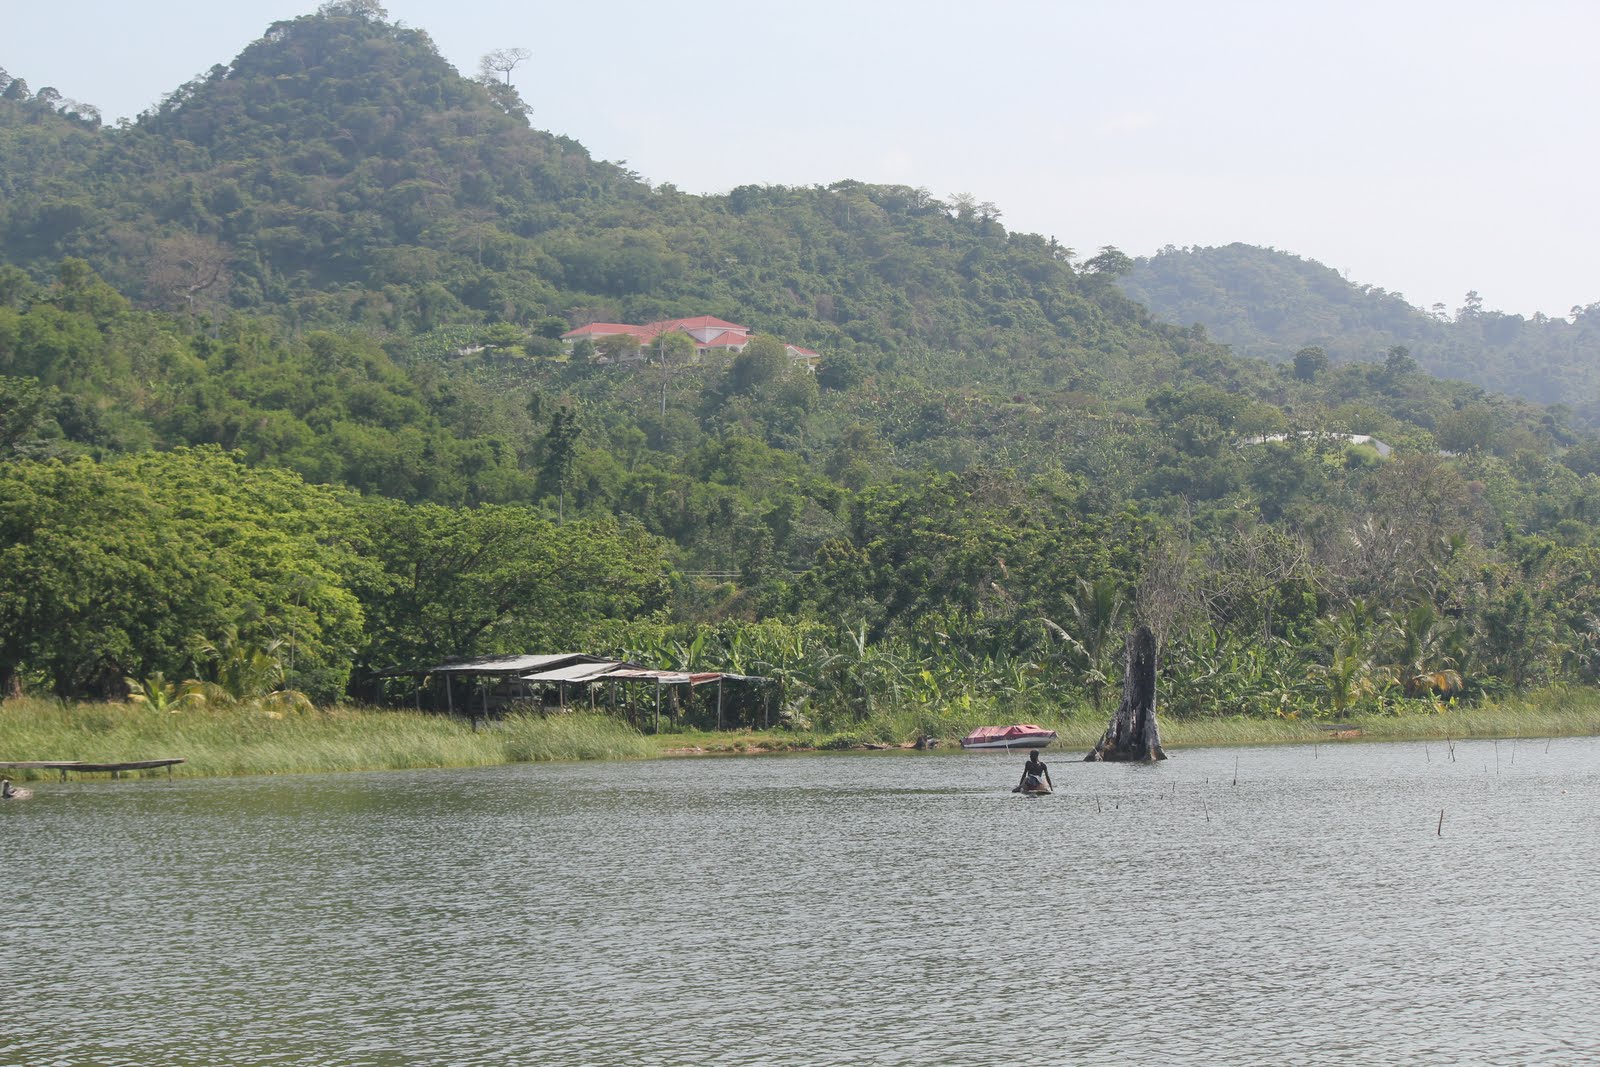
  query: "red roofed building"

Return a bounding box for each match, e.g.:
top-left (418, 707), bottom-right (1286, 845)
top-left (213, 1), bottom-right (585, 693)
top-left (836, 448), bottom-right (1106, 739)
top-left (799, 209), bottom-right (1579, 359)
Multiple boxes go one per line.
top-left (700, 329), bottom-right (752, 352)
top-left (646, 316), bottom-right (749, 344)
top-left (562, 322), bottom-right (655, 342)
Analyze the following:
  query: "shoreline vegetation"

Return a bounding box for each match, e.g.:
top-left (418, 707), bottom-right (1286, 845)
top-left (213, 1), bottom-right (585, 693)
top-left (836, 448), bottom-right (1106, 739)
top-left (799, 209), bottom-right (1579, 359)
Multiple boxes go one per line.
top-left (2, 691), bottom-right (1597, 783)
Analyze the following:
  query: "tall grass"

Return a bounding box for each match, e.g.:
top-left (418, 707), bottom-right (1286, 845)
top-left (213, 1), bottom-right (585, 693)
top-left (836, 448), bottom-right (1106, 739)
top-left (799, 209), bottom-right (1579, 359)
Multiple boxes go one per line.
top-left (0, 699), bottom-right (649, 780)
top-left (1344, 687), bottom-right (1600, 742)
top-left (732, 688), bottom-right (1600, 753)
top-left (498, 711), bottom-right (653, 762)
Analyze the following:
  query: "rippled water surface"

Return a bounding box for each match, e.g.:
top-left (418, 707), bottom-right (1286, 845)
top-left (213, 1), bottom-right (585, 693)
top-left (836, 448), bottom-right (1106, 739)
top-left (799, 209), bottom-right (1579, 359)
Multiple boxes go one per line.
top-left (5, 737), bottom-right (1599, 1066)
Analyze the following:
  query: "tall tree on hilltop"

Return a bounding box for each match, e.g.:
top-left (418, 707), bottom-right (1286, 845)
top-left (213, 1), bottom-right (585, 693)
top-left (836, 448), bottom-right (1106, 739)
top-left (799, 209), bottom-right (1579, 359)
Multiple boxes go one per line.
top-left (1084, 245), bottom-right (1134, 277)
top-left (480, 48), bottom-right (531, 85)
top-left (318, 0), bottom-right (387, 18)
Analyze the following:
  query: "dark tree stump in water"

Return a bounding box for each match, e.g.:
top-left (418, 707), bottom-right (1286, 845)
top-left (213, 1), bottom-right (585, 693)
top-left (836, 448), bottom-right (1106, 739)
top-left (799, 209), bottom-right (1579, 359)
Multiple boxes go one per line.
top-left (1084, 625), bottom-right (1167, 762)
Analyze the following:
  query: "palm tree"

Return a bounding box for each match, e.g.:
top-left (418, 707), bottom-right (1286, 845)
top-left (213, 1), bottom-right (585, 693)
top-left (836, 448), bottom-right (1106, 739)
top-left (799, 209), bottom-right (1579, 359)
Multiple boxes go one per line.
top-left (1309, 601), bottom-right (1394, 715)
top-left (1042, 576), bottom-right (1128, 709)
top-left (125, 671), bottom-right (200, 712)
top-left (1314, 648), bottom-right (1379, 716)
top-left (185, 626), bottom-right (313, 712)
top-left (1383, 602), bottom-right (1464, 698)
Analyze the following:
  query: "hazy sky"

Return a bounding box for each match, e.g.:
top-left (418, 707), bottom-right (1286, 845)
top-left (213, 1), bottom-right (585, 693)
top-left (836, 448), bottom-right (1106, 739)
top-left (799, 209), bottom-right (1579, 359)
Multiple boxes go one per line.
top-left (9, 0), bottom-right (1598, 318)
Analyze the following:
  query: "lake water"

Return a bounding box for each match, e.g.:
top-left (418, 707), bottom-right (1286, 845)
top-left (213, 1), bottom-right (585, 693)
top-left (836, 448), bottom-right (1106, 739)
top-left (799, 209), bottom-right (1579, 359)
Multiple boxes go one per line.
top-left (4, 737), bottom-right (1598, 1066)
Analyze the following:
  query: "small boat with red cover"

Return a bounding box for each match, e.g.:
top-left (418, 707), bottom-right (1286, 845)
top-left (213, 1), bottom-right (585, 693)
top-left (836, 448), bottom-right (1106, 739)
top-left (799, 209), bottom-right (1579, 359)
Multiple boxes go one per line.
top-left (958, 724), bottom-right (1057, 750)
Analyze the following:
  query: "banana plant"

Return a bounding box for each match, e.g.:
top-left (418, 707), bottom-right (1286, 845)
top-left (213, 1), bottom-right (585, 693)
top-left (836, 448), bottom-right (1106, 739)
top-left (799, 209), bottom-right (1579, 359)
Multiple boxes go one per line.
top-left (809, 620), bottom-right (913, 722)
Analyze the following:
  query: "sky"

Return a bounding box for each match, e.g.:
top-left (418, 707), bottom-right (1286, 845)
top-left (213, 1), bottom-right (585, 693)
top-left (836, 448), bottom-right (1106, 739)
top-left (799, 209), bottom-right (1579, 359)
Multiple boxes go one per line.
top-left (8, 0), bottom-right (1599, 318)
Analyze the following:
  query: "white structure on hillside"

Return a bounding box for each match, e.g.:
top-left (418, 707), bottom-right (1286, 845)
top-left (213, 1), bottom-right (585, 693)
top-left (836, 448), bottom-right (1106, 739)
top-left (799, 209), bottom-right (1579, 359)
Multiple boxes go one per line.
top-left (562, 316), bottom-right (820, 369)
top-left (1244, 432), bottom-right (1393, 457)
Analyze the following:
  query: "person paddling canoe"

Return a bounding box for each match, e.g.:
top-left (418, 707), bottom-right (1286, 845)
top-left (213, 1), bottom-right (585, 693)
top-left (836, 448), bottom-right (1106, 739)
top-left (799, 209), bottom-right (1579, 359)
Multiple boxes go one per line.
top-left (1015, 751), bottom-right (1052, 793)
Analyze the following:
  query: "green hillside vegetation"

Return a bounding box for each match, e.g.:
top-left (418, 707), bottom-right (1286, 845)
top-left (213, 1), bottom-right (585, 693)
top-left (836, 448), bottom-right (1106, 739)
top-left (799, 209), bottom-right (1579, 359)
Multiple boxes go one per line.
top-left (1121, 242), bottom-right (1600, 421)
top-left (6, 3), bottom-right (1600, 741)
top-left (0, 4), bottom-right (1168, 388)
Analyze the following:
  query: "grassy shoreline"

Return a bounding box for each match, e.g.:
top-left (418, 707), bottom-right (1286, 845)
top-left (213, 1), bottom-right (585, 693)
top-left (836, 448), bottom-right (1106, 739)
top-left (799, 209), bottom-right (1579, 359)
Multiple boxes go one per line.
top-left (2, 690), bottom-right (1597, 782)
top-left (652, 694), bottom-right (1600, 756)
top-left (0, 701), bottom-right (654, 781)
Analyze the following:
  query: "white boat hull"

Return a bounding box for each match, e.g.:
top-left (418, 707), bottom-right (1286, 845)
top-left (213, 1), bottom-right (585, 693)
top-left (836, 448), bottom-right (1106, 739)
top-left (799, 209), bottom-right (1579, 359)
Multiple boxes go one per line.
top-left (959, 734), bottom-right (1056, 750)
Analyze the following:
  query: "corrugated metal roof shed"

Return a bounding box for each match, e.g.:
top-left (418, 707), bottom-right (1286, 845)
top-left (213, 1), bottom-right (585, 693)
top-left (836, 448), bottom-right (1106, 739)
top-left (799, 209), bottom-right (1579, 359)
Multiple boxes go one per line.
top-left (521, 661), bottom-right (634, 683)
top-left (427, 653), bottom-right (598, 675)
top-left (604, 668), bottom-right (726, 686)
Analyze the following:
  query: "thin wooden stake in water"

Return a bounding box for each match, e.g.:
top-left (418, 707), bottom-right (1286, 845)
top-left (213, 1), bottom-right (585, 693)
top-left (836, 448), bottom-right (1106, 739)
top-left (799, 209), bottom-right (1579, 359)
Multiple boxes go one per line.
top-left (1233, 756), bottom-right (1239, 786)
top-left (1437, 809), bottom-right (1445, 836)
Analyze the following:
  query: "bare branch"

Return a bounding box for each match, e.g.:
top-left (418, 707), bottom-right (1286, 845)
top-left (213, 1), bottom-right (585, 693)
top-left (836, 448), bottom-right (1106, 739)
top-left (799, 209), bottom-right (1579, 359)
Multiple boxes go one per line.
top-left (480, 47), bottom-right (531, 86)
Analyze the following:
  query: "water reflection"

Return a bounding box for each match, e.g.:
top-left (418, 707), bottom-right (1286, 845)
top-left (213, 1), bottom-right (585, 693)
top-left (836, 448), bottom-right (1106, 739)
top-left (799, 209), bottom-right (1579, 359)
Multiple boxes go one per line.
top-left (4, 738), bottom-right (1598, 1066)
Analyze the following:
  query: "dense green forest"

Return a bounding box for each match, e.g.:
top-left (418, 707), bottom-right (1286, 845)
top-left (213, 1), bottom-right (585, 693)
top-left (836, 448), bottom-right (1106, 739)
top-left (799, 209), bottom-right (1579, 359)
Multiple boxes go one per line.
top-left (1122, 243), bottom-right (1600, 420)
top-left (5, 1), bottom-right (1600, 732)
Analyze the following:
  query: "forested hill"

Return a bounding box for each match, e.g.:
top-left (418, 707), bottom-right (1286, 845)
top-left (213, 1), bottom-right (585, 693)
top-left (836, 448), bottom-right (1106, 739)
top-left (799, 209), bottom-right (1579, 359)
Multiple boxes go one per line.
top-left (1121, 243), bottom-right (1600, 419)
top-left (0, 6), bottom-right (635, 320)
top-left (0, 1), bottom-right (1189, 403)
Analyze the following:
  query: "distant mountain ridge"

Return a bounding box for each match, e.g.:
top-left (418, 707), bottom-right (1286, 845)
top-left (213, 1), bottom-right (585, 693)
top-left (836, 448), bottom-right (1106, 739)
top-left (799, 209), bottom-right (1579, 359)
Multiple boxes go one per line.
top-left (1120, 243), bottom-right (1600, 418)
